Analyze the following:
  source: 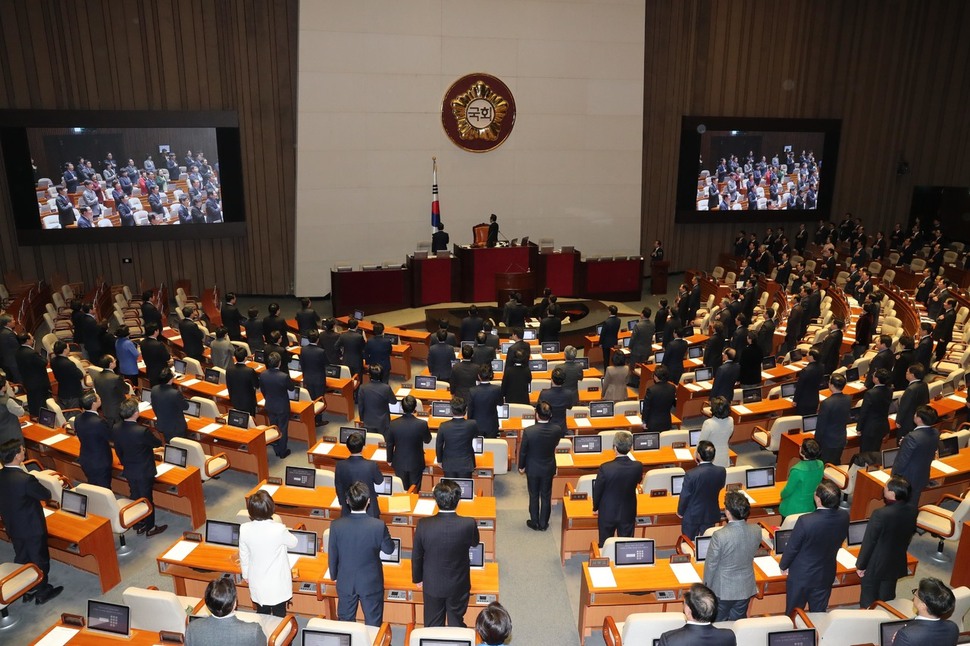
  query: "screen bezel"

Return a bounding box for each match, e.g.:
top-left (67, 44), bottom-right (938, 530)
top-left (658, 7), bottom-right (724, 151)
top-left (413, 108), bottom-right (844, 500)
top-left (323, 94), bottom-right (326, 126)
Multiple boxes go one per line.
top-left (163, 444), bottom-right (188, 467)
top-left (86, 600), bottom-right (131, 637)
top-left (633, 432), bottom-right (660, 451)
top-left (285, 466), bottom-right (316, 489)
top-left (846, 520), bottom-right (868, 546)
top-left (745, 466), bottom-right (775, 489)
top-left (302, 630), bottom-right (354, 646)
top-left (613, 539), bottom-right (656, 566)
top-left (61, 489), bottom-right (88, 517)
top-left (768, 628), bottom-right (818, 646)
top-left (573, 435), bottom-right (603, 453)
top-left (205, 520), bottom-right (241, 547)
top-left (288, 529), bottom-right (318, 557)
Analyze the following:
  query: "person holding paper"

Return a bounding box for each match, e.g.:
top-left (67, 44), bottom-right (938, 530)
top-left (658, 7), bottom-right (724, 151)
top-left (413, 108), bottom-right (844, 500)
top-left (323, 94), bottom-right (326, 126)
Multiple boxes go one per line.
top-left (892, 405), bottom-right (940, 506)
top-left (779, 438), bottom-right (824, 518)
top-left (657, 583), bottom-right (736, 646)
top-left (592, 431), bottom-right (645, 547)
top-left (677, 441), bottom-right (726, 540)
top-left (856, 476), bottom-right (918, 607)
top-left (518, 401), bottom-right (566, 531)
top-left (703, 491), bottom-right (762, 621)
top-left (779, 480), bottom-right (850, 615)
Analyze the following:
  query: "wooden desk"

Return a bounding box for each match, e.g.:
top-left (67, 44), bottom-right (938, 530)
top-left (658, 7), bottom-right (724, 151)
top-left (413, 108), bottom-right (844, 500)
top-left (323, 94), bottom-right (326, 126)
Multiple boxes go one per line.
top-left (31, 622), bottom-right (163, 645)
top-left (730, 399), bottom-right (796, 442)
top-left (157, 539), bottom-right (500, 626)
top-left (23, 422), bottom-right (208, 528)
top-left (560, 483), bottom-right (783, 565)
top-left (330, 266), bottom-right (412, 319)
top-left (0, 507), bottom-right (121, 593)
top-left (581, 257), bottom-right (644, 301)
top-left (455, 244), bottom-right (538, 302)
top-left (306, 442), bottom-right (495, 497)
top-left (410, 254), bottom-right (461, 306)
top-left (335, 317), bottom-right (431, 362)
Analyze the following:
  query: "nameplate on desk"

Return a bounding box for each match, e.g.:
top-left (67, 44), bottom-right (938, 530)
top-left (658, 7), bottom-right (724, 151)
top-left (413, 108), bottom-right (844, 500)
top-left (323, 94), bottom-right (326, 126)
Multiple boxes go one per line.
top-left (589, 558), bottom-right (610, 568)
top-left (159, 630), bottom-right (185, 643)
top-left (416, 412), bottom-right (429, 418)
top-left (725, 483), bottom-right (741, 492)
top-left (182, 532), bottom-right (202, 542)
top-left (477, 519), bottom-right (494, 529)
top-left (475, 593), bottom-right (497, 605)
top-left (569, 492), bottom-right (588, 501)
top-left (650, 489), bottom-right (668, 497)
top-left (671, 441), bottom-right (686, 449)
top-left (669, 554), bottom-right (691, 564)
top-left (555, 448), bottom-right (571, 454)
top-left (476, 469), bottom-right (491, 477)
top-left (61, 613), bottom-right (85, 627)
top-left (267, 476), bottom-right (282, 485)
top-left (572, 412), bottom-right (588, 419)
top-left (419, 491), bottom-right (435, 498)
top-left (787, 428), bottom-right (800, 435)
top-left (503, 430), bottom-right (518, 438)
top-left (522, 414), bottom-right (535, 420)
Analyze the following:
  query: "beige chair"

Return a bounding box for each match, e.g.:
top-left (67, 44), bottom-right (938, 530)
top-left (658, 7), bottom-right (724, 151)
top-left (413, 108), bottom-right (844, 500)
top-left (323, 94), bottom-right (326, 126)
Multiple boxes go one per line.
top-left (573, 473), bottom-right (596, 497)
top-left (724, 465), bottom-right (751, 488)
top-left (169, 437), bottom-right (229, 481)
top-left (793, 607), bottom-right (893, 645)
top-left (304, 617), bottom-right (391, 646)
top-left (74, 483), bottom-right (152, 554)
top-left (507, 403), bottom-right (534, 418)
top-left (659, 430), bottom-right (689, 448)
top-left (0, 562), bottom-right (43, 629)
top-left (916, 493), bottom-right (970, 563)
top-left (614, 400), bottom-right (640, 416)
top-left (716, 615), bottom-right (794, 641)
top-left (181, 356), bottom-right (205, 377)
top-left (188, 396), bottom-right (220, 420)
top-left (600, 536), bottom-right (650, 564)
top-left (122, 586), bottom-right (200, 633)
top-left (483, 438), bottom-right (509, 474)
top-left (603, 612), bottom-right (686, 646)
top-left (642, 467), bottom-right (685, 493)
top-left (752, 415), bottom-right (803, 452)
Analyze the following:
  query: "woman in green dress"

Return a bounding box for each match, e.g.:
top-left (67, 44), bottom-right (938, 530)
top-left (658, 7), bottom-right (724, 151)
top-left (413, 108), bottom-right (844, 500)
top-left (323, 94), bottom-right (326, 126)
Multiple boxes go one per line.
top-left (779, 437), bottom-right (825, 518)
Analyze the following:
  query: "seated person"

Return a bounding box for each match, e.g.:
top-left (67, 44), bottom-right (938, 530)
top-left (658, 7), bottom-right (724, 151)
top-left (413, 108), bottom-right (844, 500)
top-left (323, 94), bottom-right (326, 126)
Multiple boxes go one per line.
top-left (186, 576), bottom-right (263, 645)
top-left (476, 601), bottom-right (513, 646)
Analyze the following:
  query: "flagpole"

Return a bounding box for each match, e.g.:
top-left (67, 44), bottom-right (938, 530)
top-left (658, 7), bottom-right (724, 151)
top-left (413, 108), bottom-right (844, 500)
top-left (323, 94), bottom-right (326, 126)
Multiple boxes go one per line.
top-left (431, 156), bottom-right (440, 236)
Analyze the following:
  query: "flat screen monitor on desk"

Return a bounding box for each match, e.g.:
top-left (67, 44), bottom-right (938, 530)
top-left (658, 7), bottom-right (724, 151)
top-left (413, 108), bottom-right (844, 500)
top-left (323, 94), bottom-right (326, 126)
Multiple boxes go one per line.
top-left (472, 436), bottom-right (485, 454)
top-left (205, 520), bottom-right (241, 547)
top-left (252, 351), bottom-right (265, 364)
top-left (289, 529), bottom-right (318, 557)
top-left (204, 368), bottom-right (221, 384)
top-left (938, 436), bottom-right (959, 458)
top-left (353, 310), bottom-right (364, 321)
top-left (468, 542), bottom-right (485, 569)
top-left (541, 342), bottom-right (560, 353)
top-left (742, 387), bottom-right (762, 404)
top-left (801, 414), bottom-right (818, 433)
top-left (303, 630), bottom-right (353, 646)
top-left (573, 435), bottom-right (602, 454)
top-left (451, 478), bottom-right (474, 500)
top-left (61, 489), bottom-right (88, 517)
top-left (374, 475), bottom-right (394, 496)
top-left (589, 401), bottom-right (614, 418)
top-left (767, 628), bottom-right (817, 646)
top-left (339, 426), bottom-right (364, 443)
top-left (431, 401), bottom-right (452, 418)
top-left (634, 432), bottom-right (660, 451)
top-left (288, 358), bottom-right (303, 374)
top-left (164, 444), bottom-right (188, 468)
top-left (627, 320), bottom-right (638, 331)
top-left (325, 365), bottom-right (341, 378)
top-left (460, 341), bottom-right (475, 353)
top-left (87, 600), bottom-right (131, 638)
top-left (415, 375), bottom-right (437, 390)
top-left (185, 399), bottom-right (202, 418)
top-left (688, 429), bottom-right (701, 447)
top-left (500, 342), bottom-right (513, 354)
top-left (173, 359), bottom-right (187, 376)
top-left (285, 466), bottom-right (316, 489)
top-left (773, 528), bottom-right (793, 555)
top-left (781, 382), bottom-right (796, 398)
top-left (574, 357), bottom-right (590, 369)
top-left (379, 537), bottom-right (401, 564)
top-left (745, 466), bottom-right (775, 489)
top-left (491, 359), bottom-right (504, 372)
top-left (694, 367), bottom-right (713, 382)
top-left (622, 337), bottom-right (631, 348)
top-left (227, 409), bottom-right (250, 429)
top-left (879, 620), bottom-right (909, 646)
top-left (881, 447), bottom-right (900, 469)
top-left (762, 356), bottom-right (777, 370)
top-left (596, 325), bottom-right (603, 336)
top-left (653, 351), bottom-right (665, 364)
top-left (614, 539), bottom-right (655, 566)
top-left (694, 535), bottom-right (711, 561)
top-left (496, 404), bottom-right (509, 420)
top-left (529, 358), bottom-right (548, 371)
top-left (38, 407), bottom-right (57, 428)
top-left (671, 474), bottom-right (685, 495)
top-left (141, 389), bottom-right (153, 403)
top-left (845, 366), bottom-right (860, 382)
top-left (522, 329), bottom-right (537, 341)
top-left (847, 520), bottom-right (868, 546)
top-left (688, 346), bottom-right (703, 359)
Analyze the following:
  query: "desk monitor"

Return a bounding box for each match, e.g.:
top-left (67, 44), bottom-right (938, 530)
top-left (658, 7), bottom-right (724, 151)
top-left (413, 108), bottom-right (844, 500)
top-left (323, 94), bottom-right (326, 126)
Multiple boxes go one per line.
top-left (285, 466), bottom-right (316, 489)
top-left (204, 368), bottom-right (221, 384)
top-left (227, 409), bottom-right (250, 429)
top-left (353, 310), bottom-right (364, 321)
top-left (252, 350), bottom-right (265, 363)
top-left (683, 326), bottom-right (695, 337)
top-left (596, 325), bottom-right (603, 336)
top-left (339, 426), bottom-right (364, 443)
top-left (522, 329), bottom-right (537, 341)
top-left (164, 444), bottom-right (188, 468)
top-left (767, 628), bottom-right (817, 646)
top-left (374, 474), bottom-right (394, 496)
top-left (881, 447), bottom-right (900, 469)
top-left (386, 334), bottom-right (400, 345)
top-left (745, 466), bottom-right (775, 489)
top-left (847, 520), bottom-right (868, 546)
top-left (173, 358), bottom-right (187, 375)
top-left (529, 358), bottom-right (548, 372)
top-left (288, 529), bottom-right (317, 557)
top-left (627, 320), bottom-right (638, 331)
top-left (141, 388), bottom-right (153, 403)
top-left (773, 528), bottom-right (793, 555)
top-left (789, 348), bottom-right (802, 362)
top-left (490, 359), bottom-right (505, 372)
top-left (634, 432), bottom-right (660, 451)
top-left (415, 375), bottom-right (437, 390)
top-left (287, 357), bottom-right (302, 373)
top-left (61, 489), bottom-right (88, 517)
top-left (468, 542), bottom-right (485, 569)
top-left (622, 337), bottom-right (631, 348)
top-left (574, 357), bottom-right (590, 369)
top-left (287, 388), bottom-right (300, 402)
top-left (420, 640), bottom-right (471, 646)
top-left (694, 535), bottom-right (712, 561)
top-left (541, 341), bottom-right (560, 353)
top-left (460, 341), bottom-right (475, 353)
top-left (801, 414), bottom-right (818, 433)
top-left (762, 356), bottom-right (777, 370)
top-left (205, 520), bottom-right (241, 547)
top-left (941, 379), bottom-right (955, 396)
top-left (614, 539), bottom-right (655, 566)
top-left (450, 478), bottom-right (474, 501)
top-left (589, 401), bottom-right (614, 418)
top-left (688, 429), bottom-right (702, 447)
top-left (185, 399), bottom-right (202, 418)
top-left (671, 474), bottom-right (685, 495)
top-left (37, 407), bottom-right (57, 428)
top-left (781, 382), bottom-right (796, 398)
top-left (742, 387), bottom-right (762, 404)
top-left (472, 436), bottom-right (485, 454)
top-left (694, 367), bottom-right (713, 382)
top-left (450, 358), bottom-right (460, 367)
top-left (879, 620), bottom-right (909, 646)
top-left (573, 435), bottom-right (602, 454)
top-left (845, 366), bottom-right (860, 382)
top-left (688, 346), bottom-right (703, 359)
top-left (496, 404), bottom-right (510, 420)
top-left (654, 351), bottom-right (665, 364)
top-left (938, 436), bottom-right (959, 458)
top-left (431, 401), bottom-right (452, 418)
top-left (500, 342), bottom-right (513, 354)
top-left (379, 537), bottom-right (401, 564)
top-left (303, 630), bottom-right (353, 646)
top-left (325, 365), bottom-right (341, 378)
top-left (87, 600), bottom-right (131, 638)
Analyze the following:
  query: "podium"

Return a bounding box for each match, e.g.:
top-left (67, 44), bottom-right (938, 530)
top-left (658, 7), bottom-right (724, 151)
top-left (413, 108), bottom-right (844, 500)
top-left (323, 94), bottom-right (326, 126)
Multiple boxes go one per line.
top-left (495, 271), bottom-right (536, 308)
top-left (455, 244), bottom-right (538, 302)
top-left (650, 261), bottom-right (670, 295)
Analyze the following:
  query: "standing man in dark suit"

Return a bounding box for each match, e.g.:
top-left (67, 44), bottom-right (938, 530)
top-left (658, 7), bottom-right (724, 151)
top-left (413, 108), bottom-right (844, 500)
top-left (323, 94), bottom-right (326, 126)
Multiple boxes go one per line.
top-left (178, 305), bottom-right (206, 363)
top-left (470, 332), bottom-right (496, 366)
top-left (818, 318), bottom-right (844, 375)
top-left (73, 392), bottom-right (113, 489)
top-left (914, 323), bottom-right (935, 372)
top-left (15, 334), bottom-right (50, 416)
top-left (386, 395), bottom-right (431, 492)
top-left (779, 480), bottom-right (850, 615)
top-left (299, 330), bottom-right (329, 427)
top-left (892, 335), bottom-right (917, 391)
top-left (449, 344), bottom-right (479, 402)
top-left (856, 476), bottom-right (918, 607)
top-left (502, 294), bottom-right (528, 330)
top-left (858, 368), bottom-right (892, 453)
top-left (329, 481), bottom-right (396, 626)
top-left (412, 480), bottom-right (480, 627)
top-left (363, 322), bottom-right (393, 384)
top-left (436, 397), bottom-right (478, 478)
top-left (628, 307), bottom-right (655, 368)
top-left (892, 578), bottom-right (960, 646)
top-left (793, 349), bottom-right (823, 415)
top-left (92, 354), bottom-right (127, 427)
top-left (336, 318), bottom-right (366, 381)
top-left (54, 185), bottom-right (75, 227)
top-left (486, 213), bottom-right (499, 247)
top-left (221, 292), bottom-right (244, 341)
top-left (261, 302), bottom-right (289, 345)
top-left (658, 584), bottom-right (737, 646)
top-left (518, 401), bottom-right (566, 531)
top-left (467, 366), bottom-right (504, 439)
top-left (357, 365), bottom-right (396, 440)
top-left (599, 305), bottom-right (621, 370)
top-left (227, 347), bottom-right (259, 415)
top-left (0, 315), bottom-right (19, 383)
top-left (641, 365), bottom-right (676, 432)
top-left (150, 368), bottom-right (189, 442)
top-left (139, 291), bottom-right (163, 330)
top-left (592, 431), bottom-right (645, 546)
top-left (335, 432), bottom-right (383, 518)
top-left (537, 367), bottom-right (577, 433)
top-left (893, 405), bottom-right (940, 506)
top-left (866, 335), bottom-right (895, 388)
top-left (140, 323), bottom-right (171, 387)
top-left (662, 326), bottom-right (689, 384)
top-left (50, 340), bottom-right (84, 409)
top-left (112, 397), bottom-right (167, 536)
top-left (0, 439), bottom-right (64, 604)
top-left (933, 298), bottom-right (958, 364)
top-left (243, 307), bottom-right (264, 351)
top-left (538, 307), bottom-right (561, 344)
top-left (783, 295), bottom-right (804, 354)
top-left (815, 374), bottom-right (850, 465)
top-left (677, 441), bottom-right (726, 539)
top-left (319, 319), bottom-right (341, 365)
top-left (259, 352), bottom-right (293, 458)
top-left (460, 306), bottom-right (484, 343)
top-left (704, 491), bottom-right (763, 621)
top-left (427, 330), bottom-right (455, 383)
top-left (262, 330), bottom-right (292, 371)
top-left (294, 297), bottom-right (321, 337)
top-left (710, 348), bottom-right (739, 402)
top-left (896, 364), bottom-right (930, 440)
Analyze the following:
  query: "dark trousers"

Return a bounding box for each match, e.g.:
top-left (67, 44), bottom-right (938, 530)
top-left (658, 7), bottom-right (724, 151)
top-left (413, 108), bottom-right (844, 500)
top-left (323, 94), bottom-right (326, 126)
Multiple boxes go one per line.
top-left (127, 474), bottom-right (156, 529)
top-left (26, 388), bottom-right (50, 417)
top-left (255, 600), bottom-right (287, 617)
top-left (423, 590), bottom-right (470, 627)
top-left (527, 474), bottom-right (553, 528)
top-left (860, 576), bottom-right (899, 608)
top-left (11, 533), bottom-right (51, 585)
top-left (268, 409), bottom-right (289, 455)
top-left (598, 517), bottom-right (635, 547)
top-left (859, 432), bottom-right (884, 454)
top-left (715, 597), bottom-right (751, 622)
top-left (935, 339), bottom-right (949, 362)
top-left (337, 589), bottom-right (384, 626)
top-left (304, 379), bottom-right (325, 401)
top-left (443, 470), bottom-right (472, 479)
top-left (602, 346), bottom-right (614, 371)
top-left (786, 582), bottom-right (832, 616)
top-left (397, 467), bottom-right (425, 493)
top-left (681, 521), bottom-right (714, 543)
top-left (57, 396), bottom-right (82, 411)
top-left (83, 466), bottom-right (113, 490)
top-left (819, 446), bottom-right (844, 466)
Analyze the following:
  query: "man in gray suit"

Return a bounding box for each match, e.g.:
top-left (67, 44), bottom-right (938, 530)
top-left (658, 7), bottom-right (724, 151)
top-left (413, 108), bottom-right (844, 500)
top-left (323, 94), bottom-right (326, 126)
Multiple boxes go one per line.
top-left (703, 490), bottom-right (763, 620)
top-left (185, 576), bottom-right (263, 646)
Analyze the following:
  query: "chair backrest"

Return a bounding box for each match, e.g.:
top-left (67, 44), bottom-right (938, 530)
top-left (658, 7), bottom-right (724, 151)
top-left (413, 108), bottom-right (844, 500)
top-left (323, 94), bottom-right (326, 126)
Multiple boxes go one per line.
top-left (75, 483), bottom-right (125, 533)
top-left (122, 587), bottom-right (190, 633)
top-left (230, 340), bottom-right (251, 355)
top-left (815, 608), bottom-right (891, 644)
top-left (598, 430), bottom-right (622, 451)
top-left (951, 586), bottom-right (970, 631)
top-left (578, 377), bottom-right (601, 391)
top-left (621, 612), bottom-right (686, 644)
top-left (507, 403), bottom-right (533, 418)
top-left (483, 438), bottom-right (508, 475)
top-left (779, 512), bottom-right (806, 530)
top-left (575, 474), bottom-right (596, 496)
top-left (189, 396), bottom-right (220, 419)
top-left (659, 430), bottom-right (689, 448)
top-left (729, 616), bottom-right (795, 642)
top-left (767, 415), bottom-right (803, 451)
top-left (305, 617), bottom-right (374, 646)
top-left (182, 356), bottom-right (205, 377)
top-left (44, 398), bottom-right (69, 428)
top-left (314, 468), bottom-right (336, 489)
top-left (601, 536), bottom-right (652, 563)
top-left (169, 437), bottom-right (210, 479)
top-left (32, 470), bottom-right (65, 501)
top-left (642, 466), bottom-right (685, 492)
top-left (408, 627), bottom-right (476, 646)
top-left (614, 400), bottom-right (639, 416)
top-left (567, 406), bottom-right (591, 419)
top-left (724, 465), bottom-right (751, 488)
top-left (950, 497), bottom-right (970, 539)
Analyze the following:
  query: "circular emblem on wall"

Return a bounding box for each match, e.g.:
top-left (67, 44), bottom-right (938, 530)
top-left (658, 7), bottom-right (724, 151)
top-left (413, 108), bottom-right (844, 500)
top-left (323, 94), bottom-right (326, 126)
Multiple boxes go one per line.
top-left (441, 73), bottom-right (516, 153)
